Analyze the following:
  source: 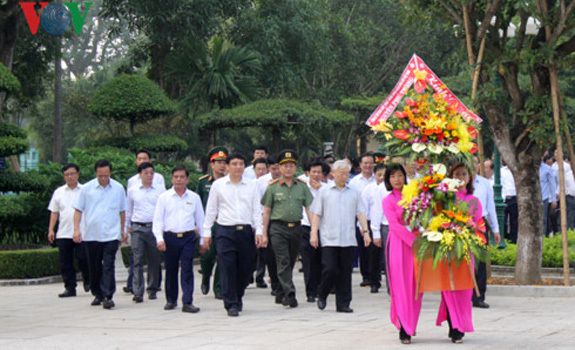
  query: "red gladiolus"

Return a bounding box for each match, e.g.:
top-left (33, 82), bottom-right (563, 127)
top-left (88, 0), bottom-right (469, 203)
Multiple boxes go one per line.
top-left (394, 111), bottom-right (406, 119)
top-left (470, 143), bottom-right (478, 154)
top-left (393, 130), bottom-right (409, 140)
top-left (468, 126), bottom-right (477, 139)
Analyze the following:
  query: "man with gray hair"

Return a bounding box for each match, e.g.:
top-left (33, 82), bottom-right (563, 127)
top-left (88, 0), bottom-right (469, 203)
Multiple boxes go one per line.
top-left (310, 160), bottom-right (371, 313)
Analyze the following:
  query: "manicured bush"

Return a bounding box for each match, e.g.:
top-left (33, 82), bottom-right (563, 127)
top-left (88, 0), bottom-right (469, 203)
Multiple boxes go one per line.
top-left (490, 230), bottom-right (575, 267)
top-left (0, 248), bottom-right (59, 279)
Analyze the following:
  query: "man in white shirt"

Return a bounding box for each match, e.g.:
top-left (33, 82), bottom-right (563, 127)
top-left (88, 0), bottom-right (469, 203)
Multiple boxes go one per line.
top-left (125, 162), bottom-right (164, 303)
top-left (300, 158), bottom-right (329, 303)
top-left (311, 160), bottom-right (370, 313)
top-left (202, 153), bottom-right (265, 317)
top-left (48, 163), bottom-right (89, 298)
top-left (348, 153), bottom-right (375, 286)
top-left (153, 165), bottom-right (205, 313)
top-left (252, 157), bottom-right (270, 289)
top-left (360, 163), bottom-right (385, 293)
top-left (124, 149), bottom-right (166, 294)
top-left (553, 154), bottom-right (575, 229)
top-left (243, 145), bottom-right (268, 180)
top-left (500, 161), bottom-right (518, 243)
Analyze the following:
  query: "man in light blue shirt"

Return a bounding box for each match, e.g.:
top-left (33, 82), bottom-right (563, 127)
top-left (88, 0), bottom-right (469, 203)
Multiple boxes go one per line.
top-left (540, 154), bottom-right (557, 236)
top-left (74, 159), bottom-right (127, 310)
top-left (310, 160), bottom-right (370, 313)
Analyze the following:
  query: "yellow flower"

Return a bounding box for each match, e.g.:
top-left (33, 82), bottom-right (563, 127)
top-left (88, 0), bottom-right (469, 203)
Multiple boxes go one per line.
top-left (456, 122), bottom-right (473, 153)
top-left (398, 179), bottom-right (420, 208)
top-left (414, 69), bottom-right (428, 81)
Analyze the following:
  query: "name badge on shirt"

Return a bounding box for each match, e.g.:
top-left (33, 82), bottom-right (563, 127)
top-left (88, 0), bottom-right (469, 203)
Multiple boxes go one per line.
top-left (186, 201), bottom-right (193, 205)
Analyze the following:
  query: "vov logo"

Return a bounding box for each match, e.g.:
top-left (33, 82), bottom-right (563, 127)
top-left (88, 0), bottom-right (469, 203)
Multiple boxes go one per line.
top-left (20, 2), bottom-right (92, 35)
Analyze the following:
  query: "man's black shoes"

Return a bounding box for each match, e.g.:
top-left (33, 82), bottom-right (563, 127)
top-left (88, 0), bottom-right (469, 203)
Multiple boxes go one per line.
top-left (164, 302), bottom-right (177, 310)
top-left (317, 298), bottom-right (327, 310)
top-left (336, 306), bottom-right (354, 313)
top-left (201, 281), bottom-right (209, 295)
top-left (90, 297), bottom-right (102, 306)
top-left (133, 296), bottom-right (144, 303)
top-left (182, 303), bottom-right (200, 313)
top-left (227, 307), bottom-right (239, 317)
top-left (102, 298), bottom-right (115, 309)
top-left (473, 301), bottom-right (490, 309)
top-left (58, 289), bottom-right (76, 298)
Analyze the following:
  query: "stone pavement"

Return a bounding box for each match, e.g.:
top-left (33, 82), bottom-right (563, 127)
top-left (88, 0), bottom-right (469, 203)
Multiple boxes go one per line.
top-left (1, 261), bottom-right (575, 350)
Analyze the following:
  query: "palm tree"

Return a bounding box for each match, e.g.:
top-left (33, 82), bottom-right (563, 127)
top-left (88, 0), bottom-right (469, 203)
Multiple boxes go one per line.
top-left (166, 36), bottom-right (262, 117)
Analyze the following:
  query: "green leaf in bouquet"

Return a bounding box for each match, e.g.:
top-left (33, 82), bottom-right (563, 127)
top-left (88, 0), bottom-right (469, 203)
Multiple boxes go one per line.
top-left (454, 238), bottom-right (464, 260)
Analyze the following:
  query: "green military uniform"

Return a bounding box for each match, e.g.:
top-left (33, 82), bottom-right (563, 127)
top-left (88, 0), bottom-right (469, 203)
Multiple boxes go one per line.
top-left (261, 150), bottom-right (313, 306)
top-left (197, 146), bottom-right (228, 298)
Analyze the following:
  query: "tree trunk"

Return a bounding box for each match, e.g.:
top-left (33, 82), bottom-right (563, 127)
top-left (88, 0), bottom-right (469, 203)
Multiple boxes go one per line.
top-left (53, 37), bottom-right (63, 163)
top-left (0, 0), bottom-right (24, 122)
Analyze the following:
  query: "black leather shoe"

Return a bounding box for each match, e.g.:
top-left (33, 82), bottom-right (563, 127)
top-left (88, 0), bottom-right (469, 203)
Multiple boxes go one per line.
top-left (102, 298), bottom-right (115, 309)
top-left (360, 279), bottom-right (371, 287)
top-left (90, 297), bottom-right (102, 306)
top-left (336, 306), bottom-right (354, 313)
top-left (83, 283), bottom-right (90, 293)
top-left (164, 302), bottom-right (177, 310)
top-left (148, 292), bottom-right (157, 300)
top-left (182, 303), bottom-right (200, 313)
top-left (133, 296), bottom-right (143, 303)
top-left (473, 301), bottom-right (490, 309)
top-left (227, 307), bottom-right (239, 317)
top-left (275, 296), bottom-right (283, 304)
top-left (370, 285), bottom-right (380, 294)
top-left (256, 281), bottom-right (268, 289)
top-left (307, 296), bottom-right (316, 303)
top-left (123, 286), bottom-right (133, 294)
top-left (58, 289), bottom-right (76, 298)
top-left (317, 298), bottom-right (326, 310)
top-left (282, 294), bottom-right (298, 308)
top-left (201, 281), bottom-right (209, 295)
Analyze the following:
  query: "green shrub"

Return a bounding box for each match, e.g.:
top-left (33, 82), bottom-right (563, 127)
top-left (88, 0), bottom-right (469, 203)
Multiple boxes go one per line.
top-left (490, 230), bottom-right (575, 267)
top-left (0, 248), bottom-right (59, 279)
top-left (0, 170), bottom-right (49, 193)
top-left (0, 194), bottom-right (50, 245)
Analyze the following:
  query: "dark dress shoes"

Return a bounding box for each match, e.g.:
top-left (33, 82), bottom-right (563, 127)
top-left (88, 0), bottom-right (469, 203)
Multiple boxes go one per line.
top-left (227, 307), bottom-right (239, 317)
top-left (317, 298), bottom-right (327, 310)
top-left (282, 294), bottom-right (298, 308)
top-left (360, 279), bottom-right (371, 287)
top-left (83, 283), bottom-right (90, 293)
top-left (307, 295), bottom-right (316, 303)
top-left (336, 306), bottom-right (354, 313)
top-left (370, 285), bottom-right (380, 294)
top-left (90, 297), bottom-right (102, 306)
top-left (148, 292), bottom-right (157, 300)
top-left (164, 302), bottom-right (177, 310)
top-left (132, 296), bottom-right (144, 303)
top-left (201, 281), bottom-right (209, 295)
top-left (256, 281), bottom-right (268, 289)
top-left (102, 298), bottom-right (115, 309)
top-left (123, 286), bottom-right (133, 294)
top-left (473, 301), bottom-right (490, 309)
top-left (58, 289), bottom-right (76, 298)
top-left (182, 303), bottom-right (200, 313)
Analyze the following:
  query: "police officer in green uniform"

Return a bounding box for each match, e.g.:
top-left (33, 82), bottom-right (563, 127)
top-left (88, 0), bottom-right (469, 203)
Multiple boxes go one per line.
top-left (261, 150), bottom-right (314, 308)
top-left (197, 146), bottom-right (228, 299)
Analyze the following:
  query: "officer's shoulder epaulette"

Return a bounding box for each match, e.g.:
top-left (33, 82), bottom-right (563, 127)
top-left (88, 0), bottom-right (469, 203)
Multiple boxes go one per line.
top-left (198, 174), bottom-right (209, 181)
top-left (296, 178), bottom-right (307, 184)
top-left (268, 179), bottom-right (280, 185)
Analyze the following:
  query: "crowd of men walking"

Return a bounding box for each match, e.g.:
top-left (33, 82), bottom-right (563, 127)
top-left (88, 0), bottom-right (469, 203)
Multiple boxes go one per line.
top-left (47, 144), bottom-right (571, 319)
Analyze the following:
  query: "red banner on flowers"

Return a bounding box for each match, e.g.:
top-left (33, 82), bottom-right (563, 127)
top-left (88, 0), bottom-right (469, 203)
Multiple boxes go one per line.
top-left (366, 54), bottom-right (481, 127)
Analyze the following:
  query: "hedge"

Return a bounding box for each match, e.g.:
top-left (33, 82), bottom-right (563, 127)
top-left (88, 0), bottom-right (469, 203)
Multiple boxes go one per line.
top-left (0, 248), bottom-right (59, 279)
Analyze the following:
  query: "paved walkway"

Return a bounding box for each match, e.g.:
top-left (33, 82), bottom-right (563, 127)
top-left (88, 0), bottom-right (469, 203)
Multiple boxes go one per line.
top-left (1, 262), bottom-right (575, 349)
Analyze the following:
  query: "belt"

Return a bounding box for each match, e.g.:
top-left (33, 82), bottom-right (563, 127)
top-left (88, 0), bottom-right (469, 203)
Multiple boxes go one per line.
top-left (272, 220), bottom-right (301, 228)
top-left (165, 230), bottom-right (195, 238)
top-left (221, 224), bottom-right (251, 231)
top-left (132, 222), bottom-right (152, 228)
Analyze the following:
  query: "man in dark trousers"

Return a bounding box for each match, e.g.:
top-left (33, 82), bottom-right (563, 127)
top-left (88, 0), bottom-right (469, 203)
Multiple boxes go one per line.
top-left (261, 150), bottom-right (314, 308)
top-left (202, 153), bottom-right (265, 316)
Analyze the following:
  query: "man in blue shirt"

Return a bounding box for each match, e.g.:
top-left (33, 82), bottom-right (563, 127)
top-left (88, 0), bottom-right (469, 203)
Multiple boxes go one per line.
top-left (540, 154), bottom-right (557, 236)
top-left (73, 159), bottom-right (127, 310)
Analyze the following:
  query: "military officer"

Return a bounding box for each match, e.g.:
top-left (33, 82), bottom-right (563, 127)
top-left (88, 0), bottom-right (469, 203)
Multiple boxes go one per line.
top-left (197, 146), bottom-right (228, 299)
top-left (261, 150), bottom-right (314, 308)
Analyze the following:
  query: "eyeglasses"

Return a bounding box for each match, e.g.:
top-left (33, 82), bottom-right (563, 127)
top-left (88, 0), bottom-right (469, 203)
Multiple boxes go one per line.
top-left (63, 172), bottom-right (79, 177)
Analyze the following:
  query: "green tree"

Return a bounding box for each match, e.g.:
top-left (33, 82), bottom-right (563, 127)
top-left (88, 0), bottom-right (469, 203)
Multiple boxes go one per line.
top-left (88, 74), bottom-right (176, 135)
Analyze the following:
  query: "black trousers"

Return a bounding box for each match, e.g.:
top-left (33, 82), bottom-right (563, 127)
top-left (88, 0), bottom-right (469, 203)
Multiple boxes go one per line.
top-left (164, 233), bottom-right (196, 305)
top-left (355, 227), bottom-right (369, 281)
top-left (504, 196), bottom-right (518, 244)
top-left (318, 246), bottom-right (354, 309)
top-left (56, 238), bottom-right (89, 291)
top-left (300, 226), bottom-right (322, 298)
top-left (85, 240), bottom-right (119, 300)
top-left (216, 225), bottom-right (256, 310)
top-left (472, 220), bottom-right (492, 304)
top-left (366, 221), bottom-right (382, 288)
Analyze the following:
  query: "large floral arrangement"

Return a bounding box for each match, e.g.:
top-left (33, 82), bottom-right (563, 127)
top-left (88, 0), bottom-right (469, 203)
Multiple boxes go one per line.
top-left (371, 73), bottom-right (488, 292)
